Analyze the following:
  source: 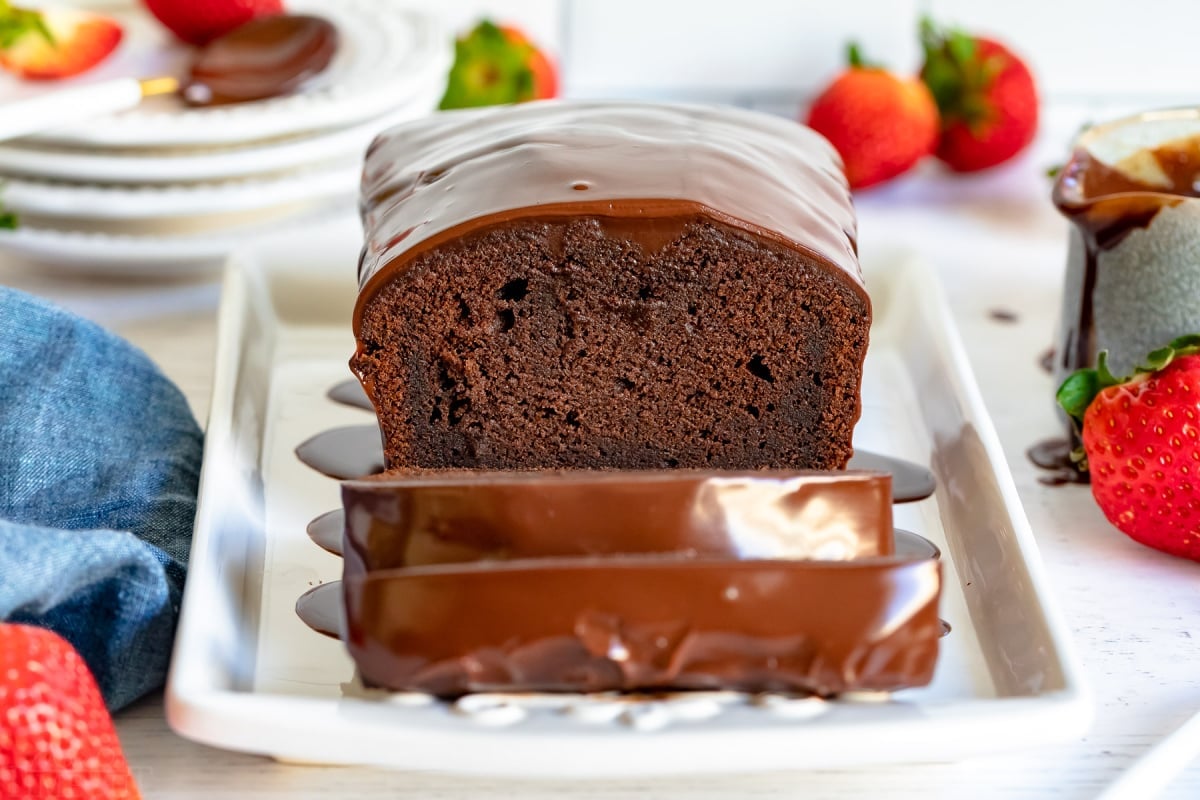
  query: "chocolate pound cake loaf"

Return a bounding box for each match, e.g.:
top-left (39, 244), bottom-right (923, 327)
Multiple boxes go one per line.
top-left (352, 102), bottom-right (869, 471)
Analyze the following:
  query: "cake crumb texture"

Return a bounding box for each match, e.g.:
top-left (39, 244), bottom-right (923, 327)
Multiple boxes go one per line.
top-left (352, 214), bottom-right (869, 471)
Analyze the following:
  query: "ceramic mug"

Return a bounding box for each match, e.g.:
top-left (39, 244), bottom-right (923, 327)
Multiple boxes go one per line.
top-left (1053, 108), bottom-right (1200, 386)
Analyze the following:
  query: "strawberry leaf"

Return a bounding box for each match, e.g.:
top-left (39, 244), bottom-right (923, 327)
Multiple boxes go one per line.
top-left (918, 16), bottom-right (995, 127)
top-left (439, 19), bottom-right (538, 110)
top-left (1166, 332), bottom-right (1200, 352)
top-left (846, 42), bottom-right (881, 70)
top-left (0, 185), bottom-right (16, 230)
top-left (1095, 350), bottom-right (1118, 385)
top-left (946, 29), bottom-right (976, 65)
top-left (1057, 367), bottom-right (1107, 425)
top-left (0, 1), bottom-right (53, 51)
top-left (1056, 334), bottom-right (1200, 426)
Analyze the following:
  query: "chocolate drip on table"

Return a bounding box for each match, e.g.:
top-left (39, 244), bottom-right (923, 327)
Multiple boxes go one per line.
top-left (1028, 438), bottom-right (1089, 486)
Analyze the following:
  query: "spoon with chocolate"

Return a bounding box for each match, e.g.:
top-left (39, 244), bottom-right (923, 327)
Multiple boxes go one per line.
top-left (0, 14), bottom-right (337, 142)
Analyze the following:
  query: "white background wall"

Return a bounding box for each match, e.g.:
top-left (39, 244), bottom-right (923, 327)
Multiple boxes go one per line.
top-left (423, 0), bottom-right (1200, 105)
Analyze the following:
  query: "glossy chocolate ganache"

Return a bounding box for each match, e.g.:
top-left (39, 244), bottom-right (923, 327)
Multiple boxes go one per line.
top-left (351, 102), bottom-right (869, 472)
top-left (332, 470), bottom-right (940, 696)
top-left (355, 102), bottom-right (860, 309)
top-left (344, 558), bottom-right (941, 696)
top-left (340, 470), bottom-right (896, 572)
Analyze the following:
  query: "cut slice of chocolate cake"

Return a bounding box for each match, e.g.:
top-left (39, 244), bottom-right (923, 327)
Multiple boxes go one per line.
top-left (352, 102), bottom-right (869, 471)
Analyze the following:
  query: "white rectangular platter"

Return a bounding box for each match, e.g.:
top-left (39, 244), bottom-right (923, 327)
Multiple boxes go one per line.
top-left (166, 227), bottom-right (1090, 778)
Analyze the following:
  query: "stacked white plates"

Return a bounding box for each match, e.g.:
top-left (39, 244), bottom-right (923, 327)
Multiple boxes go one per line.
top-left (0, 0), bottom-right (449, 275)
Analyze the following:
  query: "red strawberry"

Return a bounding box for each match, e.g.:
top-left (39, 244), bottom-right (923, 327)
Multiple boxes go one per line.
top-left (0, 624), bottom-right (141, 799)
top-left (439, 19), bottom-right (558, 110)
top-left (1058, 335), bottom-right (1200, 561)
top-left (919, 18), bottom-right (1039, 172)
top-left (141, 0), bottom-right (283, 47)
top-left (805, 44), bottom-right (939, 190)
top-left (0, 3), bottom-right (122, 81)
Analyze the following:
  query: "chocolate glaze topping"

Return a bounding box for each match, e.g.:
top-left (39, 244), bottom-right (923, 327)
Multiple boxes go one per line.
top-left (355, 102), bottom-right (861, 331)
top-left (344, 557), bottom-right (942, 696)
top-left (340, 470), bottom-right (894, 574)
top-left (184, 15), bottom-right (338, 107)
top-left (328, 469), bottom-right (942, 696)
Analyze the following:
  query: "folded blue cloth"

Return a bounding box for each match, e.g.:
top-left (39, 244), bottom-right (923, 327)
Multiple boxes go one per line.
top-left (0, 287), bottom-right (202, 711)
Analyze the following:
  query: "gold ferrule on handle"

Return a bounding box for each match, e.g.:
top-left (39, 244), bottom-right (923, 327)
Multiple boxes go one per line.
top-left (139, 76), bottom-right (181, 97)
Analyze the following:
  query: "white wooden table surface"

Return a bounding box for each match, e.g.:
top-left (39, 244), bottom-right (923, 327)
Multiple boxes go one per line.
top-left (3, 109), bottom-right (1199, 798)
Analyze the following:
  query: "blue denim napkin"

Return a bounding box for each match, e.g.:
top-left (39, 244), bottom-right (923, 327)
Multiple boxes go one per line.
top-left (0, 287), bottom-right (202, 711)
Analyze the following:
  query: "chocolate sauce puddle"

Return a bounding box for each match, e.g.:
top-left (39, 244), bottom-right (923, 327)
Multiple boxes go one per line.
top-left (295, 582), bottom-right (342, 639)
top-left (307, 509), bottom-right (344, 555)
top-left (846, 451), bottom-right (936, 503)
top-left (1038, 347), bottom-right (1055, 375)
top-left (893, 529), bottom-right (940, 560)
top-left (328, 379), bottom-right (374, 411)
top-left (1028, 437), bottom-right (1089, 486)
top-left (294, 425), bottom-right (384, 480)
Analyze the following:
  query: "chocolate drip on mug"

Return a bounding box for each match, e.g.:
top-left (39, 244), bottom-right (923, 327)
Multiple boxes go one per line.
top-left (1053, 138), bottom-right (1200, 379)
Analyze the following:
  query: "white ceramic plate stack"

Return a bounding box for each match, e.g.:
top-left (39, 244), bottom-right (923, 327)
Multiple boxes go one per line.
top-left (0, 0), bottom-right (450, 275)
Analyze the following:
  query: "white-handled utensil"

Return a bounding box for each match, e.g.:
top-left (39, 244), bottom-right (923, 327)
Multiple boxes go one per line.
top-left (0, 13), bottom-right (337, 143)
top-left (0, 77), bottom-right (177, 142)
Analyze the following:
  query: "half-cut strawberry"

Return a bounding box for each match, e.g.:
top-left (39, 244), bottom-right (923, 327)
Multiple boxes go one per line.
top-left (0, 3), bottom-right (123, 81)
